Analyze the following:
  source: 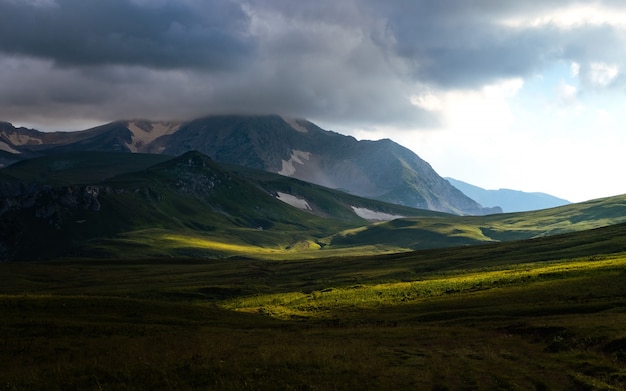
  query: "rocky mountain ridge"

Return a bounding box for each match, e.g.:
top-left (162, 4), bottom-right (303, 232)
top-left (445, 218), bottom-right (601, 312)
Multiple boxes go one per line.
top-left (0, 115), bottom-right (499, 215)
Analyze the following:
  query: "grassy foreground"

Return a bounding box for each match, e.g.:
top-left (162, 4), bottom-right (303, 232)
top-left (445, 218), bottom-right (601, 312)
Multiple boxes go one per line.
top-left (3, 237), bottom-right (626, 389)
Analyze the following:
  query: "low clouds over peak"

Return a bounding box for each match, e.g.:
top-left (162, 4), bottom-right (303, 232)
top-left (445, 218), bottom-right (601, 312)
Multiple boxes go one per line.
top-left (2, 0), bottom-right (626, 129)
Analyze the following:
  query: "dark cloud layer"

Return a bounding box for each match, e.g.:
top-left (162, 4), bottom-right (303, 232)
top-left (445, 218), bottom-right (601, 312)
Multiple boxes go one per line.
top-left (1, 0), bottom-right (625, 129)
top-left (0, 0), bottom-right (254, 69)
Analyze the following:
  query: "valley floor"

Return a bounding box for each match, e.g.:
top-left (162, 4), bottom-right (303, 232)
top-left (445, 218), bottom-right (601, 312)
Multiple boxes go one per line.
top-left (2, 251), bottom-right (626, 390)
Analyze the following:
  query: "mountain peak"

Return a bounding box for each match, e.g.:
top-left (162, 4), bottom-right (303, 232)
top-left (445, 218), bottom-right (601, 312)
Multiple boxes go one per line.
top-left (151, 150), bottom-right (215, 172)
top-left (176, 150), bottom-right (213, 165)
top-left (1, 114), bottom-right (496, 215)
top-left (280, 116), bottom-right (309, 133)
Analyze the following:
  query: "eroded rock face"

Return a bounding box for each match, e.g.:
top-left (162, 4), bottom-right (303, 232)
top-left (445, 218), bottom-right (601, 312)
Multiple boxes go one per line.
top-left (168, 154), bottom-right (219, 198)
top-left (1, 185), bottom-right (101, 227)
top-left (0, 184), bottom-right (123, 261)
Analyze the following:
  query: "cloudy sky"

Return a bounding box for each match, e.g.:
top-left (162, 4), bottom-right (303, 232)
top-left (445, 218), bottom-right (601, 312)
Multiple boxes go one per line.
top-left (2, 0), bottom-right (626, 202)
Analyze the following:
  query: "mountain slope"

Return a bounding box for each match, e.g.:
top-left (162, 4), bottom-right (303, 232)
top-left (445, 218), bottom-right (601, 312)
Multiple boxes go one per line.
top-left (1, 151), bottom-right (172, 187)
top-left (0, 115), bottom-right (498, 215)
top-left (0, 120), bottom-right (181, 162)
top-left (0, 151), bottom-right (435, 261)
top-left (327, 193), bottom-right (626, 251)
top-left (447, 177), bottom-right (570, 212)
top-left (2, 150), bottom-right (625, 261)
top-left (156, 115), bottom-right (499, 215)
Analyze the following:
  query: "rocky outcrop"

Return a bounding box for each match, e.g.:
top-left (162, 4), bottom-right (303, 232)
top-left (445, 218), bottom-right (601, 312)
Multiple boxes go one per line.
top-left (0, 185), bottom-right (102, 227)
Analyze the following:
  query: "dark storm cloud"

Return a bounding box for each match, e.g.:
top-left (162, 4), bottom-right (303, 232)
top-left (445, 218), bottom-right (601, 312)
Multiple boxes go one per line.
top-left (1, 0), bottom-right (626, 129)
top-left (0, 0), bottom-right (254, 69)
top-left (368, 0), bottom-right (626, 88)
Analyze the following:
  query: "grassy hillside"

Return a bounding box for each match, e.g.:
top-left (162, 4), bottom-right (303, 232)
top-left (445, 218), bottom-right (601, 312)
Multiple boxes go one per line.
top-left (0, 152), bottom-right (356, 260)
top-left (3, 224), bottom-right (626, 389)
top-left (3, 150), bottom-right (626, 261)
top-left (1, 151), bottom-right (435, 261)
top-left (227, 162), bottom-right (442, 224)
top-left (1, 151), bottom-right (172, 185)
top-left (328, 194), bottom-right (626, 251)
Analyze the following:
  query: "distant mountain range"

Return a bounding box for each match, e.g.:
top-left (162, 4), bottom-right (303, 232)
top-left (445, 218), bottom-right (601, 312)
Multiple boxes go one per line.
top-left (0, 115), bottom-right (499, 215)
top-left (446, 178), bottom-right (570, 213)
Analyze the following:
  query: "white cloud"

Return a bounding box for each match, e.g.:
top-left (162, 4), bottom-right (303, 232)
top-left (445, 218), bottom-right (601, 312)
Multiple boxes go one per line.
top-left (557, 81), bottom-right (578, 104)
top-left (441, 78), bottom-right (523, 133)
top-left (346, 70), bottom-right (626, 203)
top-left (347, 78), bottom-right (526, 193)
top-left (410, 93), bottom-right (443, 112)
top-left (589, 62), bottom-right (619, 87)
top-left (501, 4), bottom-right (626, 29)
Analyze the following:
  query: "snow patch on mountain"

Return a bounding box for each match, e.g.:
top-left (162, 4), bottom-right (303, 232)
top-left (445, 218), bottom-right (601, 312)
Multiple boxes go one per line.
top-left (278, 150), bottom-right (311, 176)
top-left (276, 192), bottom-right (311, 210)
top-left (281, 116), bottom-right (308, 133)
top-left (351, 206), bottom-right (404, 222)
top-left (0, 141), bottom-right (21, 154)
top-left (126, 121), bottom-right (181, 152)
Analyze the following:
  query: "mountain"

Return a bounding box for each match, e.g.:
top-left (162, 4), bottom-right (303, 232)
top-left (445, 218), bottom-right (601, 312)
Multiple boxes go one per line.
top-left (2, 150), bottom-right (626, 261)
top-left (0, 115), bottom-right (498, 215)
top-left (156, 115), bottom-right (501, 215)
top-left (0, 151), bottom-right (435, 261)
top-left (446, 178), bottom-right (570, 212)
top-left (0, 120), bottom-right (181, 165)
top-left (1, 151), bottom-right (171, 186)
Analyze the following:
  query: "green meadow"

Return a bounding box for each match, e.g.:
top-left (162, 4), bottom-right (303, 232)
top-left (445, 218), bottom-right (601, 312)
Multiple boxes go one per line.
top-left (86, 192), bottom-right (626, 260)
top-left (3, 223), bottom-right (626, 390)
top-left (4, 151), bottom-right (626, 389)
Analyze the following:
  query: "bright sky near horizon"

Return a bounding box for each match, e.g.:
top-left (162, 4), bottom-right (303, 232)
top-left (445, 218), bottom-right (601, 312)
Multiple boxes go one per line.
top-left (2, 1), bottom-right (626, 202)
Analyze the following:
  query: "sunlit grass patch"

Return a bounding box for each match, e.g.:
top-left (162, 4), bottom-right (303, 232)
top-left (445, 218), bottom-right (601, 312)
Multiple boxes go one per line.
top-left (90, 229), bottom-right (322, 259)
top-left (162, 234), bottom-right (288, 255)
top-left (160, 234), bottom-right (387, 259)
top-left (103, 229), bottom-right (409, 260)
top-left (223, 254), bottom-right (626, 319)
